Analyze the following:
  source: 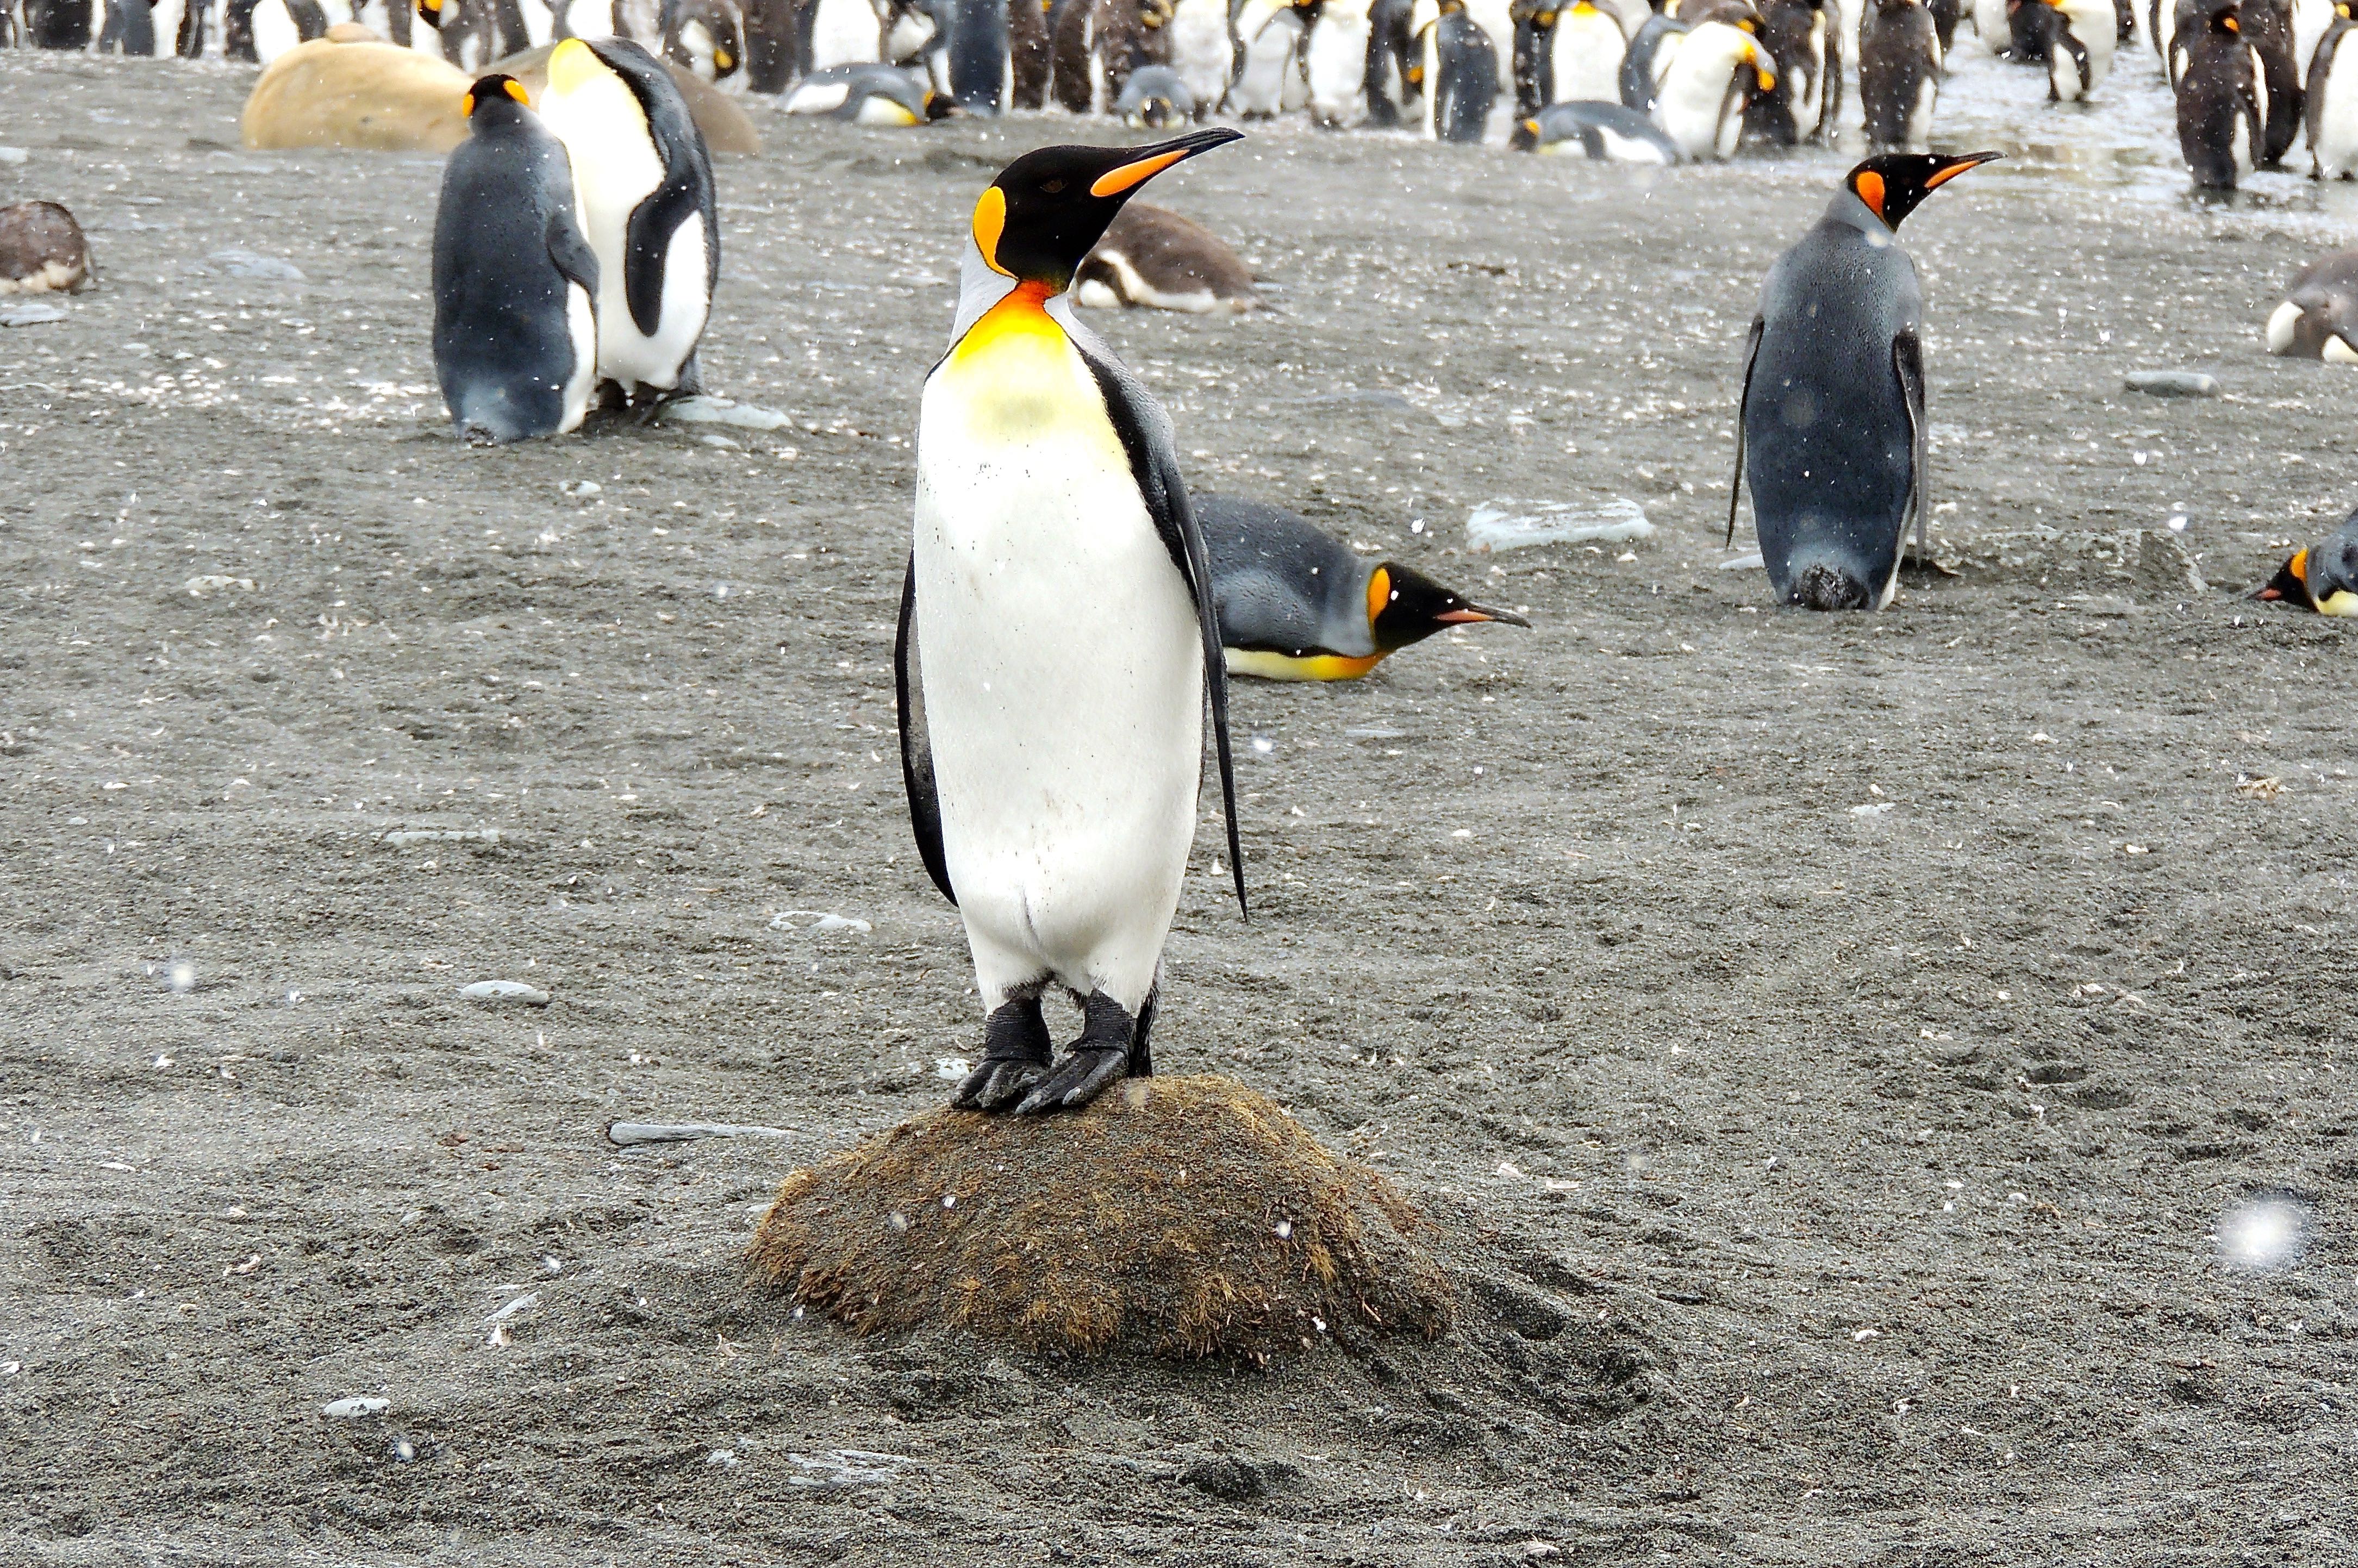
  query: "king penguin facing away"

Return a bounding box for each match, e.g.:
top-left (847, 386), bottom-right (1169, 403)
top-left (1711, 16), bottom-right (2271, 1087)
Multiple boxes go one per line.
top-left (900, 130), bottom-right (1250, 1116)
top-left (1201, 495), bottom-right (1530, 680)
top-left (431, 74), bottom-right (601, 446)
top-left (2257, 507), bottom-right (2358, 611)
top-left (1729, 152), bottom-right (2001, 611)
top-left (535, 37), bottom-right (719, 409)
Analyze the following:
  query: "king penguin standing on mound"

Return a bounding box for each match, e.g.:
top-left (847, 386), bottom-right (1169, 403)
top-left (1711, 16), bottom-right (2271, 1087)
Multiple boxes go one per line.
top-left (899, 130), bottom-right (1250, 1118)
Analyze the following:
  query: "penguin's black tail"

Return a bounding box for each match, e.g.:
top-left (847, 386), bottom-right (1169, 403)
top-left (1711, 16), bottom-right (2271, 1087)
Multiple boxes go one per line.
top-left (1790, 563), bottom-right (1870, 612)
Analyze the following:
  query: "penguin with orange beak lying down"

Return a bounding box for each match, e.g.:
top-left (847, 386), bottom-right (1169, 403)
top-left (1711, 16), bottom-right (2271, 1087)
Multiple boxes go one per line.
top-left (899, 130), bottom-right (1249, 1117)
top-left (1729, 151), bottom-right (2001, 610)
top-left (1201, 495), bottom-right (1530, 680)
top-left (2256, 508), bottom-right (2358, 614)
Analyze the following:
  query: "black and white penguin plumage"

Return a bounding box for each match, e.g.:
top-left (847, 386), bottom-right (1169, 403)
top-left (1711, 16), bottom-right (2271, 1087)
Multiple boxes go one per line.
top-left (663, 0), bottom-right (743, 80)
top-left (96, 0), bottom-right (155, 55)
top-left (1510, 96), bottom-right (1687, 156)
top-left (1745, 0), bottom-right (1831, 144)
top-left (1652, 16), bottom-right (1771, 157)
top-left (1201, 495), bottom-right (1529, 680)
top-left (2154, 0), bottom-right (2201, 79)
top-left (1926, 0), bottom-right (1962, 43)
top-left (1074, 200), bottom-right (1257, 311)
top-left (1303, 0), bottom-right (1379, 126)
top-left (2023, 0), bottom-right (2114, 98)
top-left (1365, 0), bottom-right (1421, 122)
top-left (1414, 0), bottom-right (1505, 138)
top-left (2308, 7), bottom-right (2358, 176)
top-left (2257, 507), bottom-right (2358, 611)
top-left (2242, 0), bottom-right (2303, 163)
top-left (537, 36), bottom-right (718, 404)
top-left (2265, 248), bottom-right (2358, 356)
top-left (942, 0), bottom-right (1011, 111)
top-left (2176, 0), bottom-right (2267, 188)
top-left (1228, 0), bottom-right (1314, 116)
top-left (1730, 152), bottom-right (2001, 610)
top-left (1619, 11), bottom-right (1687, 109)
top-left (1165, 0), bottom-right (1233, 111)
top-left (1860, 0), bottom-right (1940, 148)
top-left (1512, 0), bottom-right (1626, 113)
top-left (784, 60), bottom-right (956, 117)
top-left (246, 0), bottom-right (329, 60)
top-left (431, 74), bottom-right (601, 445)
top-left (900, 130), bottom-right (1247, 1115)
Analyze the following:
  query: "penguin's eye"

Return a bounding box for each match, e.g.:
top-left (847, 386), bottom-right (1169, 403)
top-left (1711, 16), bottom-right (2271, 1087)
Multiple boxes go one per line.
top-left (1041, 178), bottom-right (1067, 194)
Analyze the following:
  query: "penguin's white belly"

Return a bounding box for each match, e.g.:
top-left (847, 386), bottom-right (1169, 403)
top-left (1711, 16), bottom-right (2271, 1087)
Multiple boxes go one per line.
top-left (914, 334), bottom-right (1203, 1005)
top-left (2316, 43), bottom-right (2358, 176)
top-left (519, 0), bottom-right (557, 46)
top-left (1597, 122), bottom-right (1673, 160)
top-left (1234, 12), bottom-right (1302, 113)
top-left (1307, 11), bottom-right (1374, 123)
top-left (559, 280), bottom-right (598, 433)
top-left (852, 91), bottom-right (924, 122)
top-left (810, 0), bottom-right (882, 66)
top-left (252, 0), bottom-right (302, 62)
top-left (547, 99), bottom-right (706, 391)
top-left (1906, 70), bottom-right (1937, 146)
top-left (605, 218), bottom-right (707, 389)
top-left (1972, 0), bottom-right (2006, 48)
top-left (1171, 0), bottom-right (1234, 107)
top-left (2265, 297), bottom-right (2303, 352)
top-left (1549, 15), bottom-right (1625, 104)
top-left (785, 78), bottom-right (855, 112)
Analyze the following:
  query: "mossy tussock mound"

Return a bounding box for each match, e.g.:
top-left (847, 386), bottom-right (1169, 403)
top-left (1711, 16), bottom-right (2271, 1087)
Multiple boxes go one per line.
top-left (748, 1075), bottom-right (1451, 1362)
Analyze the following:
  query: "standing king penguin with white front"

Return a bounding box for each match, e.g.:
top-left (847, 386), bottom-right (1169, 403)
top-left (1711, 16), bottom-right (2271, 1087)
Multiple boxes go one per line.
top-left (900, 132), bottom-right (1250, 1117)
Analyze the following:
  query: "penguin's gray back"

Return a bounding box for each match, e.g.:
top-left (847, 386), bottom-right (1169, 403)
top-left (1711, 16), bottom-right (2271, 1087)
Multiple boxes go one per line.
top-left (1745, 194), bottom-right (1920, 605)
top-left (1618, 11), bottom-right (1687, 109)
top-left (1434, 7), bottom-right (1502, 139)
top-left (1199, 495), bottom-right (1378, 658)
top-left (1859, 0), bottom-right (1938, 148)
top-left (1527, 97), bottom-right (1684, 159)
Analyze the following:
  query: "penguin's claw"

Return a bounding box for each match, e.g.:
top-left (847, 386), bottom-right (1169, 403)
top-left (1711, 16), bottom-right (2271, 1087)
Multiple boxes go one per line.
top-left (1013, 1047), bottom-right (1130, 1115)
top-left (951, 1059), bottom-right (1041, 1111)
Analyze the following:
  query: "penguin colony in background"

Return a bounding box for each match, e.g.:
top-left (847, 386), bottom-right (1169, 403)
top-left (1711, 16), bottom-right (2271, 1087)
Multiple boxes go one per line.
top-left (35, 0), bottom-right (2358, 185)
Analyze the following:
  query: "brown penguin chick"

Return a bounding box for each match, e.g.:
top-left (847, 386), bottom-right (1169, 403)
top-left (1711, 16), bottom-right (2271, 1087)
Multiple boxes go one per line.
top-left (1010, 0), bottom-right (1054, 105)
top-left (1051, 0), bottom-right (1173, 110)
top-left (0, 202), bottom-right (96, 296)
top-left (1072, 201), bottom-right (1257, 315)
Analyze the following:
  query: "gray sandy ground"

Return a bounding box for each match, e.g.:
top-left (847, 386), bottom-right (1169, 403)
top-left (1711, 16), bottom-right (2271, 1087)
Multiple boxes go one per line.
top-left (2, 49), bottom-right (2353, 1568)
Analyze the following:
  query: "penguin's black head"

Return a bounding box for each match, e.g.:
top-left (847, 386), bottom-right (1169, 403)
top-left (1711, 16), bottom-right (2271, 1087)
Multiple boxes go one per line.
top-left (974, 130), bottom-right (1242, 291)
top-left (461, 73), bottom-right (532, 122)
top-left (1843, 151), bottom-right (2004, 230)
top-left (1509, 116), bottom-right (1544, 151)
top-left (924, 89), bottom-right (957, 121)
top-left (416, 0), bottom-right (443, 32)
top-left (1368, 561), bottom-right (1532, 653)
top-left (2204, 0), bottom-right (2241, 31)
top-left (2256, 548), bottom-right (2315, 608)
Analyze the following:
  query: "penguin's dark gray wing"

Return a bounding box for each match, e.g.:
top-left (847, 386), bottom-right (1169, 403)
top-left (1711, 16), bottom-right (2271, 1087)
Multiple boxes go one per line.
top-left (1893, 328), bottom-right (1928, 559)
top-left (1727, 315), bottom-right (1762, 548)
top-left (545, 209), bottom-right (598, 296)
top-left (895, 553), bottom-right (957, 905)
top-left (1078, 354), bottom-right (1249, 920)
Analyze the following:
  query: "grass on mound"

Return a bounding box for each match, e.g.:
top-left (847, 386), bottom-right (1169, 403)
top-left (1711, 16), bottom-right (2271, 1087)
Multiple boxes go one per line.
top-left (747, 1074), bottom-right (1452, 1363)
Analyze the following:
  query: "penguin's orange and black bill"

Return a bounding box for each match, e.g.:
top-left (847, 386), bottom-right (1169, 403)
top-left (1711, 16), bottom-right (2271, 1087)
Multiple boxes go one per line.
top-left (2256, 549), bottom-right (2312, 606)
top-left (1845, 151), bottom-right (2004, 229)
top-left (972, 129), bottom-right (1243, 289)
top-left (416, 0), bottom-right (442, 30)
top-left (1369, 562), bottom-right (1533, 653)
top-left (461, 74), bottom-right (532, 117)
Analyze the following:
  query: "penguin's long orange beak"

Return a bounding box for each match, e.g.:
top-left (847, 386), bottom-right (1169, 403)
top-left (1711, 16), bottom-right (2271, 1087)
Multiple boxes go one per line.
top-left (1435, 606), bottom-right (1530, 625)
top-left (1925, 150), bottom-right (2005, 190)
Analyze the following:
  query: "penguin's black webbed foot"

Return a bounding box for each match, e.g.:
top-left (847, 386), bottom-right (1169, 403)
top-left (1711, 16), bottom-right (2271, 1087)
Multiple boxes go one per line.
top-left (951, 997), bottom-right (1052, 1112)
top-left (1013, 1045), bottom-right (1130, 1115)
top-left (1013, 990), bottom-right (1140, 1114)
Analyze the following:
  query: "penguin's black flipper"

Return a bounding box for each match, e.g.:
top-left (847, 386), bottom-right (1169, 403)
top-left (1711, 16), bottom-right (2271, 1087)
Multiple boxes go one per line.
top-left (596, 39), bottom-right (719, 338)
top-left (1893, 328), bottom-right (1929, 560)
top-left (622, 167), bottom-right (706, 339)
top-left (1080, 353), bottom-right (1249, 920)
top-left (1728, 316), bottom-right (1762, 548)
top-left (896, 555), bottom-right (957, 906)
top-left (543, 206), bottom-right (599, 299)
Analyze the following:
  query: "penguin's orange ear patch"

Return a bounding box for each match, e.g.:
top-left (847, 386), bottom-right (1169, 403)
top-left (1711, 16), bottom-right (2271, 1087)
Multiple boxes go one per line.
top-left (972, 185), bottom-right (1011, 277)
top-left (1366, 565), bottom-right (1394, 627)
top-left (2291, 548), bottom-right (2311, 583)
top-left (1854, 170), bottom-right (1886, 219)
top-left (503, 78), bottom-right (529, 105)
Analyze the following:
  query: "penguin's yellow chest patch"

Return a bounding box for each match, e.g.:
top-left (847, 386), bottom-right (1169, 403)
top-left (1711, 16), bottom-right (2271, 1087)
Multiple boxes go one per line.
top-left (937, 283), bottom-right (1109, 442)
top-left (1225, 648), bottom-right (1388, 682)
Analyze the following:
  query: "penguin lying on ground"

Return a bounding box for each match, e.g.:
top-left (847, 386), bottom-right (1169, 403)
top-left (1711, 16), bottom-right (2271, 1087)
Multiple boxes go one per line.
top-left (0, 202), bottom-right (96, 296)
top-left (1115, 61), bottom-right (1197, 121)
top-left (537, 36), bottom-right (719, 407)
top-left (431, 73), bottom-right (600, 444)
top-left (1510, 98), bottom-right (1686, 158)
top-left (2256, 508), bottom-right (2358, 611)
top-left (2176, 0), bottom-right (2267, 189)
top-left (1652, 17), bottom-right (1772, 158)
top-left (1200, 495), bottom-right (1530, 680)
top-left (2307, 2), bottom-right (2358, 175)
top-left (2265, 248), bottom-right (2358, 356)
top-left (1730, 151), bottom-right (2001, 610)
top-left (1860, 0), bottom-right (1941, 149)
top-left (785, 61), bottom-right (954, 118)
top-left (899, 129), bottom-right (1249, 1115)
top-left (1072, 201), bottom-right (1258, 312)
